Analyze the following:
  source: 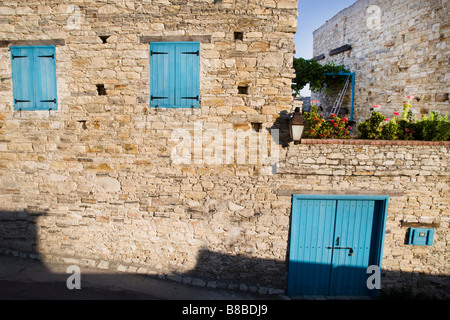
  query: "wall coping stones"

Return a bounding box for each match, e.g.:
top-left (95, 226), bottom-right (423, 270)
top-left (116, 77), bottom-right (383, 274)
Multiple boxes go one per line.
top-left (301, 139), bottom-right (450, 146)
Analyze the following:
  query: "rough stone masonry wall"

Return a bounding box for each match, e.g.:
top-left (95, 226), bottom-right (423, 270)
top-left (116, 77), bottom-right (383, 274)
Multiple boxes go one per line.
top-left (312, 0), bottom-right (449, 123)
top-left (0, 0), bottom-right (298, 293)
top-left (0, 0), bottom-right (449, 298)
top-left (1, 136), bottom-right (449, 297)
top-left (282, 141), bottom-right (450, 298)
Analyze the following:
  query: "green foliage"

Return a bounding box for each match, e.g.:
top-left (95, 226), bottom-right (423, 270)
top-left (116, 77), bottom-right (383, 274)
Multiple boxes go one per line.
top-left (357, 111), bottom-right (384, 139)
top-left (292, 58), bottom-right (350, 96)
top-left (413, 112), bottom-right (450, 141)
top-left (303, 105), bottom-right (351, 139)
top-left (357, 101), bottom-right (450, 141)
top-left (380, 118), bottom-right (399, 140)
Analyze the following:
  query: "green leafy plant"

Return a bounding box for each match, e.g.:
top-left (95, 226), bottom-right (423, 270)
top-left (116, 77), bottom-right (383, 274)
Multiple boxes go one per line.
top-left (357, 111), bottom-right (385, 139)
top-left (397, 102), bottom-right (416, 140)
top-left (415, 112), bottom-right (450, 141)
top-left (381, 117), bottom-right (399, 140)
top-left (292, 58), bottom-right (350, 96)
top-left (357, 97), bottom-right (450, 141)
top-left (303, 105), bottom-right (351, 139)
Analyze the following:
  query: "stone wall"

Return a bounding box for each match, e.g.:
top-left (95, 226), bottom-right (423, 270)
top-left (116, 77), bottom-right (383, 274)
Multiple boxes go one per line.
top-left (312, 0), bottom-right (449, 122)
top-left (0, 0), bottom-right (449, 299)
top-left (1, 134), bottom-right (449, 297)
top-left (0, 0), bottom-right (299, 293)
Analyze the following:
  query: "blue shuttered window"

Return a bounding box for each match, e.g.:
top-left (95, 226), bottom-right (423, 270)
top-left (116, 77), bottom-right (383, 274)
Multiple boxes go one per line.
top-left (150, 42), bottom-right (200, 108)
top-left (10, 46), bottom-right (57, 111)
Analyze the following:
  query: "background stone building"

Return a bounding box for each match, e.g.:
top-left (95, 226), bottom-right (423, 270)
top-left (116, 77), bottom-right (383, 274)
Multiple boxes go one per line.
top-left (0, 0), bottom-right (449, 299)
top-left (312, 0), bottom-right (449, 122)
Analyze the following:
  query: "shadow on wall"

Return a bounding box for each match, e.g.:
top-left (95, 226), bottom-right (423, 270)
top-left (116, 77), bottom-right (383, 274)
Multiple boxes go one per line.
top-left (267, 110), bottom-right (292, 148)
top-left (0, 209), bottom-right (448, 300)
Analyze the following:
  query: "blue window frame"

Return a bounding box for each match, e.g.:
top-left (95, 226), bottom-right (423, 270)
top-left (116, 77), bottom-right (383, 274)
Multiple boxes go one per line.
top-left (10, 46), bottom-right (57, 111)
top-left (150, 42), bottom-right (200, 108)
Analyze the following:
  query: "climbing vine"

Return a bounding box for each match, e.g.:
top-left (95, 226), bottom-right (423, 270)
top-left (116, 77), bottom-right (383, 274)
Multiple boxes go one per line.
top-left (292, 58), bottom-right (350, 96)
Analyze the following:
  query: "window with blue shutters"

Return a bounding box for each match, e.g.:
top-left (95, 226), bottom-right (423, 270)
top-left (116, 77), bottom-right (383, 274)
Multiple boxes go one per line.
top-left (10, 46), bottom-right (57, 111)
top-left (150, 42), bottom-right (200, 108)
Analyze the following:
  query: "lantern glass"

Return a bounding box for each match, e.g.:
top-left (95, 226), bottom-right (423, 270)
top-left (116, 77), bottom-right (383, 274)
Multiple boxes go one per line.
top-left (289, 107), bottom-right (305, 143)
top-left (290, 124), bottom-right (304, 142)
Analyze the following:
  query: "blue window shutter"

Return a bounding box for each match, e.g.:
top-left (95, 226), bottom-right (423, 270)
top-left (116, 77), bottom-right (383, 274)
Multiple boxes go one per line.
top-left (175, 42), bottom-right (200, 108)
top-left (150, 43), bottom-right (175, 107)
top-left (11, 47), bottom-right (35, 110)
top-left (34, 46), bottom-right (57, 110)
top-left (150, 42), bottom-right (200, 108)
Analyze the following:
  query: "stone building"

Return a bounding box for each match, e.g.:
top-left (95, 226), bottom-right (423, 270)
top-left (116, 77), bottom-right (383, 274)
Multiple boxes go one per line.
top-left (312, 0), bottom-right (449, 122)
top-left (0, 0), bottom-right (449, 299)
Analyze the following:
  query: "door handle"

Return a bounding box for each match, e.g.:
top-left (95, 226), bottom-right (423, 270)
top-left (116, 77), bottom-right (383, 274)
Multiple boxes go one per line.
top-left (326, 247), bottom-right (354, 256)
top-left (336, 237), bottom-right (340, 246)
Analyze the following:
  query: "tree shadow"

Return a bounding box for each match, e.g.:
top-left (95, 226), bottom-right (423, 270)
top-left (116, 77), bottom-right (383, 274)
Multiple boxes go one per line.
top-left (0, 209), bottom-right (448, 300)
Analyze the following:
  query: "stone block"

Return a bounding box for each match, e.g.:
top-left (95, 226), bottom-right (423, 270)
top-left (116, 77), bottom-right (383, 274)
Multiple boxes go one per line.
top-left (96, 177), bottom-right (121, 193)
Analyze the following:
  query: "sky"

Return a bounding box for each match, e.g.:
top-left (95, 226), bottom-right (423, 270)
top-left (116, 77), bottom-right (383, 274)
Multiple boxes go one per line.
top-left (294, 0), bottom-right (358, 96)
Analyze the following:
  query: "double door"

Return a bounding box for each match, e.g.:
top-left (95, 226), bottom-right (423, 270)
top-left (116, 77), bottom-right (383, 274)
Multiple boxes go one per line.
top-left (288, 196), bottom-right (387, 297)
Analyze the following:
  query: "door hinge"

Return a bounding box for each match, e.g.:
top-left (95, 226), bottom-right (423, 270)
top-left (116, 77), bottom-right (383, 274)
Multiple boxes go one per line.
top-left (15, 99), bottom-right (31, 103)
top-left (151, 95), bottom-right (168, 100)
top-left (40, 99), bottom-right (56, 103)
top-left (151, 51), bottom-right (168, 56)
top-left (181, 51), bottom-right (199, 56)
top-left (12, 55), bottom-right (27, 60)
top-left (181, 96), bottom-right (199, 101)
top-left (38, 54), bottom-right (55, 59)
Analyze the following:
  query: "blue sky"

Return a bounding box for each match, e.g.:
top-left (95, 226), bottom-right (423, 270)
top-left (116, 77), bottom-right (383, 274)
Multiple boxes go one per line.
top-left (294, 0), bottom-right (358, 95)
top-left (294, 0), bottom-right (358, 59)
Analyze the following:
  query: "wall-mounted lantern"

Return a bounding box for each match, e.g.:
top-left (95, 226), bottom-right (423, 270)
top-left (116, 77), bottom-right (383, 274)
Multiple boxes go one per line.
top-left (289, 107), bottom-right (305, 145)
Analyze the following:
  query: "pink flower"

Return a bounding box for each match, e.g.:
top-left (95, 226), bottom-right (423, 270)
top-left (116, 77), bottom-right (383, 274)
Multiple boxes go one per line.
top-left (309, 129), bottom-right (314, 133)
top-left (407, 95), bottom-right (414, 99)
top-left (331, 113), bottom-right (336, 118)
top-left (333, 122), bottom-right (338, 127)
top-left (311, 100), bottom-right (319, 104)
top-left (372, 105), bottom-right (381, 108)
top-left (348, 126), bottom-right (353, 130)
top-left (393, 112), bottom-right (400, 116)
top-left (384, 118), bottom-right (390, 121)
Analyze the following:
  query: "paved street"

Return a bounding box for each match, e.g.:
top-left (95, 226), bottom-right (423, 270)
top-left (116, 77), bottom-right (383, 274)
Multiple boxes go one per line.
top-left (0, 255), bottom-right (278, 300)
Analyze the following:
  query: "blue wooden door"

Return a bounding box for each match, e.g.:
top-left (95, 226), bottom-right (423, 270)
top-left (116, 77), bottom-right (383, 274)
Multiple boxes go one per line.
top-left (287, 199), bottom-right (336, 295)
top-left (329, 200), bottom-right (375, 296)
top-left (288, 196), bottom-right (386, 297)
